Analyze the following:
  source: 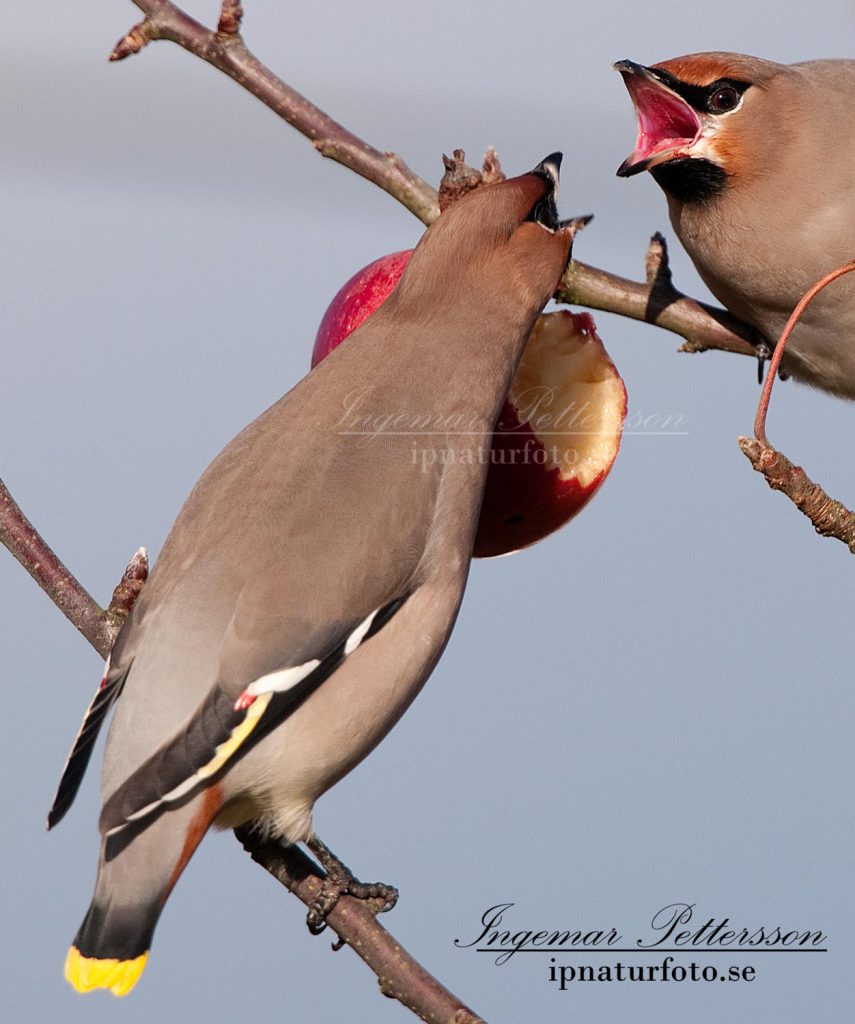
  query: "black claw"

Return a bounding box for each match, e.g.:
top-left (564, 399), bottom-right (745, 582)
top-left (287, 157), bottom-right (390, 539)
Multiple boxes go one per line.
top-left (304, 835), bottom-right (399, 938)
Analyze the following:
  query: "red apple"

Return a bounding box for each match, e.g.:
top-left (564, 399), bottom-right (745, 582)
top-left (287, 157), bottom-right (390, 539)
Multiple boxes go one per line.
top-left (313, 251), bottom-right (626, 557)
top-left (313, 251), bottom-right (413, 366)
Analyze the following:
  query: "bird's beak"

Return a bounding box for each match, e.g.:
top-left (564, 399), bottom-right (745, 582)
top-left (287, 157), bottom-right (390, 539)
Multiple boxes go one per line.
top-left (526, 152), bottom-right (563, 231)
top-left (614, 60), bottom-right (703, 177)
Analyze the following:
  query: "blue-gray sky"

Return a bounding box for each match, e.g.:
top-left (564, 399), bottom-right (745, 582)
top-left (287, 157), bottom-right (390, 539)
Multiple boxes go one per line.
top-left (3, 2), bottom-right (853, 1021)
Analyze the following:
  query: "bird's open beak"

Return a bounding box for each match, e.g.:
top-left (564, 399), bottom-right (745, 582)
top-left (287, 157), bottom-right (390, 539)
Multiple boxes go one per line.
top-left (614, 60), bottom-right (702, 177)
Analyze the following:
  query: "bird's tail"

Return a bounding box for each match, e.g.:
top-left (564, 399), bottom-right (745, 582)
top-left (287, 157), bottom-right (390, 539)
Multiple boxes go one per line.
top-left (65, 898), bottom-right (153, 996)
top-left (65, 786), bottom-right (222, 995)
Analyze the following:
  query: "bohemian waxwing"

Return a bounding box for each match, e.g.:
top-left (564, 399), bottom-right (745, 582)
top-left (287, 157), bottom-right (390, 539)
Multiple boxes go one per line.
top-left (616, 52), bottom-right (855, 399)
top-left (48, 157), bottom-right (573, 995)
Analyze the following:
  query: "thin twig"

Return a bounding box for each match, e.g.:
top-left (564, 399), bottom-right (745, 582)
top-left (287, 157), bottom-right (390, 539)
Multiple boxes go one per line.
top-left (559, 235), bottom-right (763, 359)
top-left (236, 828), bottom-right (486, 1024)
top-left (0, 478), bottom-right (121, 657)
top-left (738, 439), bottom-right (855, 553)
top-left (109, 1), bottom-right (764, 364)
top-left (111, 1), bottom-right (439, 225)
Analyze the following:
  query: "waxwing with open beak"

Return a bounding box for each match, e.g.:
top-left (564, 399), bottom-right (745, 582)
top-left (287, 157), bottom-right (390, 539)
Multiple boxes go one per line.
top-left (49, 156), bottom-right (573, 995)
top-left (616, 52), bottom-right (855, 399)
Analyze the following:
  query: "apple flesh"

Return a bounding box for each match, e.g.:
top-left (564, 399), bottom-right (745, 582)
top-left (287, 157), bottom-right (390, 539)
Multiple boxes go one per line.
top-left (313, 251), bottom-right (626, 557)
top-left (478, 309), bottom-right (626, 557)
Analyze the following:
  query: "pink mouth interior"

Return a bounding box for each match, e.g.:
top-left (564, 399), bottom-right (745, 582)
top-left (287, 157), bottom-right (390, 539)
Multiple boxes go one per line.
top-left (623, 74), bottom-right (701, 165)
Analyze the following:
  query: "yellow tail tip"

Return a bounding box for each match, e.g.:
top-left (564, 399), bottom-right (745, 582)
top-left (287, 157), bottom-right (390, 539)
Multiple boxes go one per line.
top-left (64, 945), bottom-right (148, 996)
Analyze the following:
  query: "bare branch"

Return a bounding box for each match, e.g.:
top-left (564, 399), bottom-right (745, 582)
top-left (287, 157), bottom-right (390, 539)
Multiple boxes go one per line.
top-left (111, 1), bottom-right (439, 225)
top-left (738, 439), bottom-right (855, 552)
top-left (0, 478), bottom-right (120, 657)
top-left (108, 3), bottom-right (768, 366)
top-left (559, 235), bottom-right (764, 360)
top-left (236, 828), bottom-right (486, 1024)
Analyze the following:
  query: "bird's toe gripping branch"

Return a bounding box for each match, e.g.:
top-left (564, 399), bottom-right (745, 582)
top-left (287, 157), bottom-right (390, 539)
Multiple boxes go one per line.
top-left (305, 835), bottom-right (399, 943)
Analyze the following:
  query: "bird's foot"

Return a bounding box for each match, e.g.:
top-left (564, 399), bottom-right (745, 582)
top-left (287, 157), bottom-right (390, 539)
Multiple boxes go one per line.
top-left (756, 345), bottom-right (770, 384)
top-left (305, 834), bottom-right (398, 943)
top-left (755, 339), bottom-right (773, 384)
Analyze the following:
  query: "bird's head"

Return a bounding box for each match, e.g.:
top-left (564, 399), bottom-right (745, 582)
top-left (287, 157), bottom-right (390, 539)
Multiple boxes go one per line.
top-left (393, 154), bottom-right (574, 314)
top-left (615, 52), bottom-right (790, 203)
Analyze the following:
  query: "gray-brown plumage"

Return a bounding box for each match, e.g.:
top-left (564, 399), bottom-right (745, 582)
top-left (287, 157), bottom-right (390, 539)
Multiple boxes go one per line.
top-left (50, 157), bottom-right (573, 994)
top-left (616, 52), bottom-right (855, 398)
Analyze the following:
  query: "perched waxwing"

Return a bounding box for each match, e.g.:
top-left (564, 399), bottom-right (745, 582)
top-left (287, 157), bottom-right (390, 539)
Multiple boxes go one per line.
top-left (49, 156), bottom-right (573, 995)
top-left (616, 53), bottom-right (855, 399)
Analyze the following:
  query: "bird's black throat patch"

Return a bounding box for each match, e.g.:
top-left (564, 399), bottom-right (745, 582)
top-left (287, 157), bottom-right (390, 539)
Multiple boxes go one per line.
top-left (651, 157), bottom-right (727, 204)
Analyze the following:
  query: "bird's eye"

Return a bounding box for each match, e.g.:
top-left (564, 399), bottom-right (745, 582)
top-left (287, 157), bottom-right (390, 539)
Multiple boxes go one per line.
top-left (707, 86), bottom-right (741, 114)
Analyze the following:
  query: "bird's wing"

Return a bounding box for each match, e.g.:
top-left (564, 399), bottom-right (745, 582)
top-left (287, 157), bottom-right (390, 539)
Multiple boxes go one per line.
top-left (47, 659), bottom-right (130, 829)
top-left (99, 594), bottom-right (409, 840)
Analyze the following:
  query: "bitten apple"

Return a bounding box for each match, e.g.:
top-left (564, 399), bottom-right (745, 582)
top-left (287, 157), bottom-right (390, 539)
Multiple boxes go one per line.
top-left (478, 309), bottom-right (627, 557)
top-left (313, 251), bottom-right (626, 557)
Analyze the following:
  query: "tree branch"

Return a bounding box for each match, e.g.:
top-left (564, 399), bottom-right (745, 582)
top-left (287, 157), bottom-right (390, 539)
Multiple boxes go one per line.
top-left (111, 1), bottom-right (439, 225)
top-left (0, 478), bottom-right (131, 657)
top-left (236, 828), bottom-right (485, 1024)
top-left (559, 235), bottom-right (764, 359)
top-left (109, 0), bottom-right (764, 365)
top-left (738, 439), bottom-right (855, 552)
